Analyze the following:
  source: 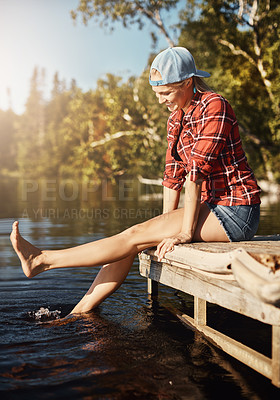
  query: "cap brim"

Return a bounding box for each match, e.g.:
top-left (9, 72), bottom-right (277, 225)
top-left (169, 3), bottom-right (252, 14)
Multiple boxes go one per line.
top-left (149, 78), bottom-right (164, 86)
top-left (195, 70), bottom-right (211, 78)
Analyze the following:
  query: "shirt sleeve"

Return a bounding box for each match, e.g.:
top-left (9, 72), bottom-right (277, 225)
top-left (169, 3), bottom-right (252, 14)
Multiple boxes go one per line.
top-left (187, 95), bottom-right (233, 182)
top-left (162, 145), bottom-right (187, 191)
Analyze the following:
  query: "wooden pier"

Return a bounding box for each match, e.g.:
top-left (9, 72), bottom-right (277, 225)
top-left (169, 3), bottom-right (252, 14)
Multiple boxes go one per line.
top-left (139, 235), bottom-right (280, 387)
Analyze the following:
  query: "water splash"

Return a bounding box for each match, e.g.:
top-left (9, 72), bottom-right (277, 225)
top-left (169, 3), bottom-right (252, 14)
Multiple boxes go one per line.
top-left (28, 307), bottom-right (61, 321)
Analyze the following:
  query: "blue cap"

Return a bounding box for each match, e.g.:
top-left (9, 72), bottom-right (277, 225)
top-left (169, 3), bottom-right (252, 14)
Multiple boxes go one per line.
top-left (149, 47), bottom-right (210, 86)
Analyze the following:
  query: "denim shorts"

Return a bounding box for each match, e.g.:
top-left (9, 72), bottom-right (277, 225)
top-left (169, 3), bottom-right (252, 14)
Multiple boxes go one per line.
top-left (205, 202), bottom-right (260, 242)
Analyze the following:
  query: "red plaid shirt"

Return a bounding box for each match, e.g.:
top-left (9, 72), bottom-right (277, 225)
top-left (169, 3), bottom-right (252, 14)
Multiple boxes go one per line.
top-left (163, 91), bottom-right (261, 205)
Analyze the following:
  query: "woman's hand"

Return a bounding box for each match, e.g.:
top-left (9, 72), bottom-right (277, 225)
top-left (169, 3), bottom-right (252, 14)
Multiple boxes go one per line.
top-left (154, 233), bottom-right (192, 261)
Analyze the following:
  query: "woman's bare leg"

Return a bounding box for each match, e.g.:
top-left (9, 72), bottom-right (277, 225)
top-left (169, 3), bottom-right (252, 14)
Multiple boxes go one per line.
top-left (70, 255), bottom-right (135, 314)
top-left (69, 204), bottom-right (229, 314)
top-left (10, 204), bottom-right (228, 279)
top-left (11, 204), bottom-right (229, 313)
top-left (10, 210), bottom-right (184, 278)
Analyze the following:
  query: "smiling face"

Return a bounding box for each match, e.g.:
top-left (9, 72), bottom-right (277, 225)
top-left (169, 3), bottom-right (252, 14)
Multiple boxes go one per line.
top-left (152, 84), bottom-right (188, 112)
top-left (151, 69), bottom-right (194, 112)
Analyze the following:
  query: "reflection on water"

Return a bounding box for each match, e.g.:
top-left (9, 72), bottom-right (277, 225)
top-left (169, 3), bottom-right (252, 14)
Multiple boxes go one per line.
top-left (1, 178), bottom-right (280, 399)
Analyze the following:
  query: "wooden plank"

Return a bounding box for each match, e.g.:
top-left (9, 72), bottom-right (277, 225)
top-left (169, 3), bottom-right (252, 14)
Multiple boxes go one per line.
top-left (194, 297), bottom-right (207, 325)
top-left (154, 245), bottom-right (233, 274)
top-left (139, 254), bottom-right (280, 326)
top-left (175, 236), bottom-right (280, 257)
top-left (143, 236), bottom-right (280, 273)
top-left (143, 245), bottom-right (280, 303)
top-left (170, 308), bottom-right (272, 381)
top-left (272, 325), bottom-right (280, 387)
top-left (139, 248), bottom-right (234, 280)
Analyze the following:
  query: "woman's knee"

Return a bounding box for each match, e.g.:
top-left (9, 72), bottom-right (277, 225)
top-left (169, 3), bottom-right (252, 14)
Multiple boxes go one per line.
top-left (120, 219), bottom-right (157, 251)
top-left (122, 222), bottom-right (146, 239)
top-left (120, 210), bottom-right (184, 249)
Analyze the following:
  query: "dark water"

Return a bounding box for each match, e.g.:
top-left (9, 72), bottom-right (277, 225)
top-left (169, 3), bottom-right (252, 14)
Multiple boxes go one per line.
top-left (1, 178), bottom-right (280, 399)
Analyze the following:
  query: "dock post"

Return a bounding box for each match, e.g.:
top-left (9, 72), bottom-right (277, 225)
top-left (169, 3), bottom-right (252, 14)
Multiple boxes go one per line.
top-left (272, 325), bottom-right (280, 388)
top-left (147, 278), bottom-right (158, 298)
top-left (194, 297), bottom-right (207, 326)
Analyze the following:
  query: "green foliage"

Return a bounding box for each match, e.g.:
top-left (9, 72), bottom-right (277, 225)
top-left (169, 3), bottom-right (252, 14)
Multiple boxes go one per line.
top-left (71, 0), bottom-right (178, 27)
top-left (9, 67), bottom-right (168, 181)
top-left (178, 0), bottom-right (280, 180)
top-left (15, 67), bottom-right (47, 176)
top-left (0, 109), bottom-right (18, 174)
top-left (1, 0), bottom-right (279, 183)
top-left (43, 74), bottom-right (76, 176)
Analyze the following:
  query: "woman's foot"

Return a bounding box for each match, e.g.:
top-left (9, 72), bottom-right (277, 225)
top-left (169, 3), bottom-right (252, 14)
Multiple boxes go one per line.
top-left (10, 221), bottom-right (47, 278)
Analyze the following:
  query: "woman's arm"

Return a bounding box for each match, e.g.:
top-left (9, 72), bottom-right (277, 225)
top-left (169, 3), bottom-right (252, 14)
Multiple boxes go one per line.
top-left (163, 186), bottom-right (180, 214)
top-left (155, 174), bottom-right (203, 260)
top-left (180, 174), bottom-right (202, 239)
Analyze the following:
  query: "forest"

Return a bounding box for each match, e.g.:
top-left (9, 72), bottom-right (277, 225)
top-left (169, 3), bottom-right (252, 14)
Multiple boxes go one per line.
top-left (1, 0), bottom-right (279, 183)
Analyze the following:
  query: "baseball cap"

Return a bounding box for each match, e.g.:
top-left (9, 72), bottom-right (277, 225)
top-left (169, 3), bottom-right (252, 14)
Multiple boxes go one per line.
top-left (149, 47), bottom-right (210, 86)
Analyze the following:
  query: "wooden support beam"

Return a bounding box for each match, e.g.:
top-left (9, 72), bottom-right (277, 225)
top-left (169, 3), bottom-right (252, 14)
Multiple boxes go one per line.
top-left (147, 278), bottom-right (158, 298)
top-left (139, 237), bottom-right (280, 387)
top-left (139, 254), bottom-right (280, 325)
top-left (194, 297), bottom-right (207, 326)
top-left (272, 325), bottom-right (280, 387)
top-left (172, 308), bottom-right (273, 381)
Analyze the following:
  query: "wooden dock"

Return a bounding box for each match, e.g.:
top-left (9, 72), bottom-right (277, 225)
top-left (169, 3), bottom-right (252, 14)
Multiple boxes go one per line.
top-left (138, 235), bottom-right (280, 387)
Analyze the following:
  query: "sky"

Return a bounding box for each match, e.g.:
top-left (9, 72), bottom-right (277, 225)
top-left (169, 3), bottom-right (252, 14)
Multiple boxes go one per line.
top-left (0, 0), bottom-right (183, 115)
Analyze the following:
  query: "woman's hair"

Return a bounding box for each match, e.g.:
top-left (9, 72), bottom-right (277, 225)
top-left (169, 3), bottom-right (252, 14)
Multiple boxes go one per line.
top-left (193, 77), bottom-right (213, 93)
top-left (150, 68), bottom-right (162, 81)
top-left (171, 76), bottom-right (213, 93)
top-left (150, 68), bottom-right (213, 93)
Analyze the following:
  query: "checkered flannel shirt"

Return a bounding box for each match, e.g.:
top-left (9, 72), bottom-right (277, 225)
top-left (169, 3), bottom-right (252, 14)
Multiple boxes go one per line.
top-left (163, 91), bottom-right (261, 205)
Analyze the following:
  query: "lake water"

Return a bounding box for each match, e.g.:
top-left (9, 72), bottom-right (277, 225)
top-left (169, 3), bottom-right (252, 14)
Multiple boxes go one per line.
top-left (1, 178), bottom-right (280, 399)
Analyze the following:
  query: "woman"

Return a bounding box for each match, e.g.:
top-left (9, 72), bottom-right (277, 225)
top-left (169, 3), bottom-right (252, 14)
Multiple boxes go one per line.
top-left (10, 47), bottom-right (261, 314)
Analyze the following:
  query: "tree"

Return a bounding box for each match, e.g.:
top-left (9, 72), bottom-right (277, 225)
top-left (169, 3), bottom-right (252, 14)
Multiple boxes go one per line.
top-left (0, 109), bottom-right (17, 174)
top-left (57, 72), bottom-right (169, 181)
top-left (93, 72), bottom-right (169, 179)
top-left (57, 86), bottom-right (107, 180)
top-left (71, 0), bottom-right (280, 182)
top-left (71, 0), bottom-right (179, 46)
top-left (16, 67), bottom-right (46, 176)
top-left (178, 0), bottom-right (280, 181)
top-left (43, 72), bottom-right (75, 176)
top-left (8, 0), bottom-right (279, 183)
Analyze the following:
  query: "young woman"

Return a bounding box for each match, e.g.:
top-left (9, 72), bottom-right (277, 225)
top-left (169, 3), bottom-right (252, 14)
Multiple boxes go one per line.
top-left (10, 47), bottom-right (261, 314)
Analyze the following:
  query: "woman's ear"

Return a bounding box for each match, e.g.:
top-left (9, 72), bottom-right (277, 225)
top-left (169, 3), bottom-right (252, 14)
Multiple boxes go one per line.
top-left (186, 78), bottom-right (193, 87)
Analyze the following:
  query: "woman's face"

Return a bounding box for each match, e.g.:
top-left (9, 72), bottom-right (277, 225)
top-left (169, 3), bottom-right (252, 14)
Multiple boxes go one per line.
top-left (150, 69), bottom-right (193, 112)
top-left (152, 78), bottom-right (193, 112)
top-left (152, 84), bottom-right (187, 112)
